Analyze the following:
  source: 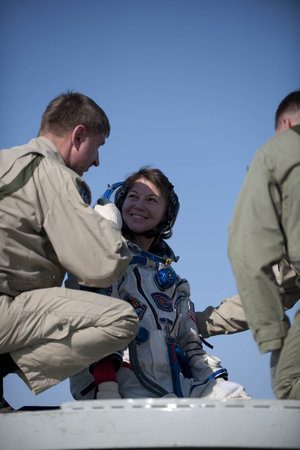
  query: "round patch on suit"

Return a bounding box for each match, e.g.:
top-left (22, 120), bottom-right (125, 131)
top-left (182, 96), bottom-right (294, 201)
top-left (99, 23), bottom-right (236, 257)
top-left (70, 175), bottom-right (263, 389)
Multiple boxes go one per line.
top-left (151, 292), bottom-right (173, 312)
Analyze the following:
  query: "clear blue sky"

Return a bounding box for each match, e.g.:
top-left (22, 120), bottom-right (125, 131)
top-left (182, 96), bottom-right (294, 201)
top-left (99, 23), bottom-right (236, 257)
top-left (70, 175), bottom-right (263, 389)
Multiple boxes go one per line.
top-left (1, 0), bottom-right (299, 408)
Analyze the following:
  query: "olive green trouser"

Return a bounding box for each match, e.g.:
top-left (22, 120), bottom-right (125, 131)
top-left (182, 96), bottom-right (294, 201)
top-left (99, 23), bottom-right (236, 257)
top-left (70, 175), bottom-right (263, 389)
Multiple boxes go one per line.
top-left (274, 308), bottom-right (300, 400)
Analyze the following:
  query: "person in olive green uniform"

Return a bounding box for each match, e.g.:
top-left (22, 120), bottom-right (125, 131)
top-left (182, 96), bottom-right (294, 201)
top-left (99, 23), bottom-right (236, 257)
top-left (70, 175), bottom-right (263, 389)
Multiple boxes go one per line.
top-left (228, 125), bottom-right (300, 400)
top-left (196, 90), bottom-right (300, 400)
top-left (0, 92), bottom-right (138, 408)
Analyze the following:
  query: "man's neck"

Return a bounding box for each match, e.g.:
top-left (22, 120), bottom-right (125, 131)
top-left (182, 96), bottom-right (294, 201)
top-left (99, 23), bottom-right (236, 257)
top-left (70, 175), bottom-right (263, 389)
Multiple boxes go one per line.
top-left (39, 132), bottom-right (72, 166)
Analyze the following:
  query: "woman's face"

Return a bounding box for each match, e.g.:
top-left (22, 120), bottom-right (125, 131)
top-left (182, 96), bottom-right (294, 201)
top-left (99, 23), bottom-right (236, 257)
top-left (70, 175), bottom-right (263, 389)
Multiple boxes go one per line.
top-left (122, 177), bottom-right (167, 235)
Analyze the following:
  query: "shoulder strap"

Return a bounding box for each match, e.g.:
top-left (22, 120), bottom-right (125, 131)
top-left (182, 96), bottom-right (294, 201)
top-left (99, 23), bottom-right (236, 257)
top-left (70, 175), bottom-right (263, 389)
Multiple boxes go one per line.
top-left (0, 154), bottom-right (44, 201)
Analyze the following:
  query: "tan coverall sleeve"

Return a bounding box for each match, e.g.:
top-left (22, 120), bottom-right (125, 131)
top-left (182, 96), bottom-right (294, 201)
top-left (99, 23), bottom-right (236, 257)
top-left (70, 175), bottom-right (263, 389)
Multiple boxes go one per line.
top-left (273, 259), bottom-right (300, 309)
top-left (37, 158), bottom-right (131, 287)
top-left (195, 263), bottom-right (299, 338)
top-left (195, 295), bottom-right (248, 338)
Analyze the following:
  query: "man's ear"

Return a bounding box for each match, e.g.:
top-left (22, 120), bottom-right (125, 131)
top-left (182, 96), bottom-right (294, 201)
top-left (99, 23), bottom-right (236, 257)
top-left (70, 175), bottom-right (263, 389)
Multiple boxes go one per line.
top-left (275, 117), bottom-right (293, 134)
top-left (72, 125), bottom-right (86, 150)
top-left (282, 117), bottom-right (293, 130)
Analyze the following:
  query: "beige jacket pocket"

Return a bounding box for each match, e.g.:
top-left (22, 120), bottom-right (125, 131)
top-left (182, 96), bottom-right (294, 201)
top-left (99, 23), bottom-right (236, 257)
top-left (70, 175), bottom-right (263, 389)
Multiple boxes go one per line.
top-left (41, 313), bottom-right (70, 340)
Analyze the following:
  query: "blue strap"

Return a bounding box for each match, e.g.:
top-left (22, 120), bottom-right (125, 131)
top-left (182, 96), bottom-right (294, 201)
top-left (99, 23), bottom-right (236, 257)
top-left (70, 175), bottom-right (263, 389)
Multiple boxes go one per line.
top-left (189, 368), bottom-right (229, 395)
top-left (128, 242), bottom-right (175, 265)
top-left (166, 338), bottom-right (184, 398)
top-left (204, 368), bottom-right (228, 383)
top-left (130, 255), bottom-right (148, 266)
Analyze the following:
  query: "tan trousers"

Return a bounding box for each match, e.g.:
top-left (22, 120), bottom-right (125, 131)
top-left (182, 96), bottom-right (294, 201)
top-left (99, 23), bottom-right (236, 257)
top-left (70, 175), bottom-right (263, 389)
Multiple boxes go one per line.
top-left (0, 287), bottom-right (139, 394)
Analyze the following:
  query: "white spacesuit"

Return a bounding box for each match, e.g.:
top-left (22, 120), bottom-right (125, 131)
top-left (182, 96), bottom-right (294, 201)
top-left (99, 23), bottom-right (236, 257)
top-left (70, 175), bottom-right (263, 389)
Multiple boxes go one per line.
top-left (69, 239), bottom-right (249, 400)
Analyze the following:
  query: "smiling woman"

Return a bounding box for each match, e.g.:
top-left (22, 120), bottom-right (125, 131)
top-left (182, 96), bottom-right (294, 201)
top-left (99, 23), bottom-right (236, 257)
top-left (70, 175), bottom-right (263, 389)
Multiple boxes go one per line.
top-left (67, 167), bottom-right (250, 401)
top-left (121, 177), bottom-right (167, 249)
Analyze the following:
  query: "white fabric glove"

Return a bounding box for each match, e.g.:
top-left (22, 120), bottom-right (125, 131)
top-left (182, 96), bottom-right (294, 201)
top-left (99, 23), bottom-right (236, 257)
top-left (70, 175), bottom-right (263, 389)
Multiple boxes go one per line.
top-left (211, 379), bottom-right (251, 399)
top-left (96, 381), bottom-right (121, 399)
top-left (94, 198), bottom-right (123, 229)
top-left (190, 378), bottom-right (250, 400)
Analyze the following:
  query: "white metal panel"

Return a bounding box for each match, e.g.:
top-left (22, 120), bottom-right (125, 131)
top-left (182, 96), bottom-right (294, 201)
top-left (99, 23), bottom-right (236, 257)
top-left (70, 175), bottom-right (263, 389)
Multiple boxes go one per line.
top-left (1, 398), bottom-right (300, 450)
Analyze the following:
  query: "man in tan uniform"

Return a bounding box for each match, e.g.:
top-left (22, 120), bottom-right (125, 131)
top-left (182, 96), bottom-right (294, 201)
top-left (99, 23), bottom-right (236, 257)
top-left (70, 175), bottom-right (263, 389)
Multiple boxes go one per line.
top-left (196, 90), bottom-right (300, 400)
top-left (0, 92), bottom-right (139, 409)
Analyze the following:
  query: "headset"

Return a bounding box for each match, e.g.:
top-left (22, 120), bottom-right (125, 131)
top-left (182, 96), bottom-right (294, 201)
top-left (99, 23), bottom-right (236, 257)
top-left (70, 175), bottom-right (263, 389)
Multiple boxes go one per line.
top-left (102, 182), bottom-right (124, 200)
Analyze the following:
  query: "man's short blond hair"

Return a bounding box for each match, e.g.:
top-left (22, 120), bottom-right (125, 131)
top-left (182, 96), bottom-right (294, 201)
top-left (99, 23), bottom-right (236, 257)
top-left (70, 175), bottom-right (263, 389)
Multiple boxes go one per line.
top-left (38, 91), bottom-right (110, 138)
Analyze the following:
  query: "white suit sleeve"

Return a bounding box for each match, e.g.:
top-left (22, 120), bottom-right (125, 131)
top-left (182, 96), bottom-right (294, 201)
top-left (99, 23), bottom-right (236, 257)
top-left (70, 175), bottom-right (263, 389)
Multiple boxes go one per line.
top-left (175, 279), bottom-right (226, 384)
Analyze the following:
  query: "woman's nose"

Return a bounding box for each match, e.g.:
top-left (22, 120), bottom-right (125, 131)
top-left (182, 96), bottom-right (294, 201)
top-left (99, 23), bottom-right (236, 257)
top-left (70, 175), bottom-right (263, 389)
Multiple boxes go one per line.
top-left (134, 198), bottom-right (145, 209)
